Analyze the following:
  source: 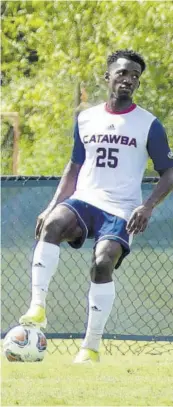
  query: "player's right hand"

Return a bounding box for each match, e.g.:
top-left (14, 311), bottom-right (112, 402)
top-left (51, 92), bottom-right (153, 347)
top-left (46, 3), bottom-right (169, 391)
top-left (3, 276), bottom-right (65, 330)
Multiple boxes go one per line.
top-left (35, 209), bottom-right (51, 240)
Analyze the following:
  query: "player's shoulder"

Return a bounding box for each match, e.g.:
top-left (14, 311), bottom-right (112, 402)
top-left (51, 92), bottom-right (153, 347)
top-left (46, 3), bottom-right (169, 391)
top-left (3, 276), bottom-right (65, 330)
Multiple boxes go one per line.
top-left (136, 106), bottom-right (167, 136)
top-left (135, 105), bottom-right (157, 123)
top-left (136, 106), bottom-right (168, 146)
top-left (77, 103), bottom-right (105, 124)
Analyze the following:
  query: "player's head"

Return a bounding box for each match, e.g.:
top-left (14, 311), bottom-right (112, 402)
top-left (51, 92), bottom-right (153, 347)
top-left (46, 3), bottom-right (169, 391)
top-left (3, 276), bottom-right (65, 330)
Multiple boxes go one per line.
top-left (105, 49), bottom-right (146, 100)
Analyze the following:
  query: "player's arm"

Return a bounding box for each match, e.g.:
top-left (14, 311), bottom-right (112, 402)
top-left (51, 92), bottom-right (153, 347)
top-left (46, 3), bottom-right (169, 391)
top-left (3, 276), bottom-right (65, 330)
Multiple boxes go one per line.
top-left (35, 119), bottom-right (85, 239)
top-left (44, 160), bottom-right (82, 212)
top-left (143, 167), bottom-right (173, 209)
top-left (127, 119), bottom-right (173, 235)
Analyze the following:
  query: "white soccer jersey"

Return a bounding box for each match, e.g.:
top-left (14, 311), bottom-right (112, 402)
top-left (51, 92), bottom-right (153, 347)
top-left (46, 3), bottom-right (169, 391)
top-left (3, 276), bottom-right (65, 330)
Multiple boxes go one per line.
top-left (71, 103), bottom-right (173, 220)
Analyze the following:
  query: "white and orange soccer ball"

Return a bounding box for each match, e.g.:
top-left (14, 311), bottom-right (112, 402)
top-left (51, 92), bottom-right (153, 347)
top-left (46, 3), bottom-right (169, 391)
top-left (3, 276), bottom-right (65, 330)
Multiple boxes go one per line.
top-left (3, 325), bottom-right (47, 362)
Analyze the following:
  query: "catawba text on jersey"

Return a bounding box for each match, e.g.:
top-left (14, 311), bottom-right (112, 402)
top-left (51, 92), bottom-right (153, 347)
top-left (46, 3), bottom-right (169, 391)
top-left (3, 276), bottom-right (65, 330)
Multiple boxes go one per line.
top-left (83, 134), bottom-right (137, 147)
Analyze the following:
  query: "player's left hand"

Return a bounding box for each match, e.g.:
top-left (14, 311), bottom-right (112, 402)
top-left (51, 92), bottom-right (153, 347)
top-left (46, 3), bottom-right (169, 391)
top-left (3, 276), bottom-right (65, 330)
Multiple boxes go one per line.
top-left (126, 205), bottom-right (153, 235)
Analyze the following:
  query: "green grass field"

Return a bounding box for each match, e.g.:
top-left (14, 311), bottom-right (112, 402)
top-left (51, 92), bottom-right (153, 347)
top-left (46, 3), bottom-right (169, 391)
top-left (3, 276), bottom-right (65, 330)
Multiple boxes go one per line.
top-left (1, 340), bottom-right (173, 406)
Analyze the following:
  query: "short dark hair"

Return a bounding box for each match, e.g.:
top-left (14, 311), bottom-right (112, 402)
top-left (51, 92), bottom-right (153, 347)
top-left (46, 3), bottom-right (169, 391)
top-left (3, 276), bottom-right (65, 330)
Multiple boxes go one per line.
top-left (107, 49), bottom-right (146, 73)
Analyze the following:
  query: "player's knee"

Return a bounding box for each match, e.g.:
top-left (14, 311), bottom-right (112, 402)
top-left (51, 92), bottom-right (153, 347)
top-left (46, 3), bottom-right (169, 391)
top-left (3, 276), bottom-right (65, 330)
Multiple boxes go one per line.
top-left (91, 253), bottom-right (113, 283)
top-left (41, 215), bottom-right (64, 244)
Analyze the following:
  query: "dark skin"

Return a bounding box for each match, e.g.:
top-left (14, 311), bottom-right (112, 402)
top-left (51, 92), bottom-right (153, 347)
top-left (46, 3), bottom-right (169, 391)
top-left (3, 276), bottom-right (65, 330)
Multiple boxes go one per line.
top-left (105, 57), bottom-right (141, 112)
top-left (36, 57), bottom-right (173, 283)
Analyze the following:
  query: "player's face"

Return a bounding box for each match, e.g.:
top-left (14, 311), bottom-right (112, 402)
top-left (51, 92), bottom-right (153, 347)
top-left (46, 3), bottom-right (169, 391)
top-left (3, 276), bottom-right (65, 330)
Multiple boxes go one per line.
top-left (107, 58), bottom-right (141, 99)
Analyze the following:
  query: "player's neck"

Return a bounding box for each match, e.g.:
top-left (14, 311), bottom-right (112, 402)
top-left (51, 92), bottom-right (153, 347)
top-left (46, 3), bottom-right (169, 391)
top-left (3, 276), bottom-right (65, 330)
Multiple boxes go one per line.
top-left (107, 97), bottom-right (133, 113)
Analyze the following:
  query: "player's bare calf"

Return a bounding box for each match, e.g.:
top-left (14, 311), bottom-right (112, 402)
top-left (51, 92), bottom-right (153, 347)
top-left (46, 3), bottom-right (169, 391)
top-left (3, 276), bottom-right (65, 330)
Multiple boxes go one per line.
top-left (91, 240), bottom-right (123, 283)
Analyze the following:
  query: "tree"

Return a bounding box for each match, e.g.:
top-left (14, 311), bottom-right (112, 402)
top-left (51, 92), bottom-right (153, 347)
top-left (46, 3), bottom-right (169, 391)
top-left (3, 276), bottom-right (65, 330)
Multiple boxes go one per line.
top-left (2, 0), bottom-right (173, 175)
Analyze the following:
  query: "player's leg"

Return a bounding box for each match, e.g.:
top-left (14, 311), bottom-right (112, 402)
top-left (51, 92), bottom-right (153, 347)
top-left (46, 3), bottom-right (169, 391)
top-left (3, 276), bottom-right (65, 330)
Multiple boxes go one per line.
top-left (19, 204), bottom-right (83, 327)
top-left (74, 210), bottom-right (132, 363)
top-left (31, 204), bottom-right (83, 306)
top-left (74, 239), bottom-right (122, 363)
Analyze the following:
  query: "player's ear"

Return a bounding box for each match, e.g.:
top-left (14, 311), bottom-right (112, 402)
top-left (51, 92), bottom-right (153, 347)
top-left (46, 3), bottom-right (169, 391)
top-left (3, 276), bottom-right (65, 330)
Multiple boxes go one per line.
top-left (104, 71), bottom-right (110, 82)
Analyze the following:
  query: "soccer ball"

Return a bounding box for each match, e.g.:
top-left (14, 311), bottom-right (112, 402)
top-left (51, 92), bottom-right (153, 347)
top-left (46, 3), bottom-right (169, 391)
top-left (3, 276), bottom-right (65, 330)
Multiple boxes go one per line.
top-left (3, 325), bottom-right (47, 362)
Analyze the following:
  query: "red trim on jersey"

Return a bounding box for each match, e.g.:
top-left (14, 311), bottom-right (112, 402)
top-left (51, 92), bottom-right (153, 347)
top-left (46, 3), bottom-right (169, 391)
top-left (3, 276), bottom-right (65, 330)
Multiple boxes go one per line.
top-left (105, 103), bottom-right (136, 115)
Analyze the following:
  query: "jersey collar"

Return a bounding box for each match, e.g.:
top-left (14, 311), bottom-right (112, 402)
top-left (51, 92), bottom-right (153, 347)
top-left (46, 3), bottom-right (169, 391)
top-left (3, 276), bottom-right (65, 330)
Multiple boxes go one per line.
top-left (105, 103), bottom-right (136, 115)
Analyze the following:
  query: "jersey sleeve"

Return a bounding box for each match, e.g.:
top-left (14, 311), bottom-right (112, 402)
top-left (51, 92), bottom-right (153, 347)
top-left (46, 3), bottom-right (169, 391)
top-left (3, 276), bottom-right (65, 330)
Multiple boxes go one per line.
top-left (147, 119), bottom-right (173, 174)
top-left (71, 119), bottom-right (86, 165)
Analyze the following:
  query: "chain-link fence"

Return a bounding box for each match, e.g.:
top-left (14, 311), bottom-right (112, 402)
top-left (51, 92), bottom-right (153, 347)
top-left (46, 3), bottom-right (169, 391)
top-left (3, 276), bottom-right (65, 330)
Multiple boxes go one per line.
top-left (1, 176), bottom-right (173, 355)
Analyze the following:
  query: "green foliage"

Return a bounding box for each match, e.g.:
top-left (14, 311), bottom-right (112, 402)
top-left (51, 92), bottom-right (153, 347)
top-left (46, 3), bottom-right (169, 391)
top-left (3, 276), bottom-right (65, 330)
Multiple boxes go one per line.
top-left (2, 0), bottom-right (173, 175)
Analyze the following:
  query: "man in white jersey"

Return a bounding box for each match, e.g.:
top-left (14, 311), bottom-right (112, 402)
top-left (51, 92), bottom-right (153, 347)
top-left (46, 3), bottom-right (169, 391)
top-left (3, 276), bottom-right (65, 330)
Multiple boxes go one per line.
top-left (20, 50), bottom-right (173, 363)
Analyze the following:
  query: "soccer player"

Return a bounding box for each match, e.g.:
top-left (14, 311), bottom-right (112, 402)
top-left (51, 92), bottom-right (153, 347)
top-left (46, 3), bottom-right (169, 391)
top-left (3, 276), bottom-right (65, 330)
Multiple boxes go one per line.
top-left (20, 50), bottom-right (173, 363)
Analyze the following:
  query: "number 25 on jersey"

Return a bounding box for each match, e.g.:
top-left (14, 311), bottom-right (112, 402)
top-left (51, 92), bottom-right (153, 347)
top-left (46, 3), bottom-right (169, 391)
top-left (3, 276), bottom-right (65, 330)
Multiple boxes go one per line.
top-left (96, 148), bottom-right (119, 168)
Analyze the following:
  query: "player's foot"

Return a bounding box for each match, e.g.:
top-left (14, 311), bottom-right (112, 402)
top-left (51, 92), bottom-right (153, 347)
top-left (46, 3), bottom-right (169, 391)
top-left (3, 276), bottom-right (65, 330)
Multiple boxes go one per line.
top-left (19, 305), bottom-right (47, 328)
top-left (73, 348), bottom-right (100, 364)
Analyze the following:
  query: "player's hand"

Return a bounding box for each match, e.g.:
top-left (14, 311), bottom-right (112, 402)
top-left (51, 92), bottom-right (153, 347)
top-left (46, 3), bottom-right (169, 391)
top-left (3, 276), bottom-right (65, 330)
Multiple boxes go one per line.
top-left (126, 205), bottom-right (153, 235)
top-left (35, 209), bottom-right (51, 240)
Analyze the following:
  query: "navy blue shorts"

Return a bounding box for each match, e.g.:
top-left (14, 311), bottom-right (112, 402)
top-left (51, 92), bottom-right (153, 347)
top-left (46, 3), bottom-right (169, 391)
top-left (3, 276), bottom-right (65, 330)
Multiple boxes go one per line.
top-left (60, 199), bottom-right (132, 269)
